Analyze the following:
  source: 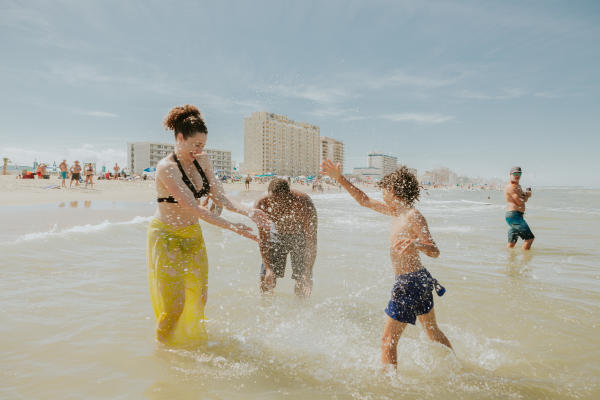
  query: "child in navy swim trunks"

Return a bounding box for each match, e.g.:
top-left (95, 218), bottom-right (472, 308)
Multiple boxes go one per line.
top-left (321, 160), bottom-right (453, 368)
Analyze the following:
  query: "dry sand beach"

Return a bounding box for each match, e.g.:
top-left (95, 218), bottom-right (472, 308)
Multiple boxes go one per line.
top-left (0, 175), bottom-right (338, 206)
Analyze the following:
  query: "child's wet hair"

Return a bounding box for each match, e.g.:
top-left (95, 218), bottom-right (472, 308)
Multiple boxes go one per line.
top-left (377, 166), bottom-right (420, 207)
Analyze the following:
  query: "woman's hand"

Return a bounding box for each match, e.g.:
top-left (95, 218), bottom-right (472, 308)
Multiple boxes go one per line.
top-left (231, 222), bottom-right (259, 242)
top-left (320, 159), bottom-right (342, 181)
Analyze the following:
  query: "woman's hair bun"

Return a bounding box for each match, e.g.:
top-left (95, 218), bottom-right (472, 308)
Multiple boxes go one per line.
top-left (163, 104), bottom-right (201, 131)
top-left (163, 104), bottom-right (207, 138)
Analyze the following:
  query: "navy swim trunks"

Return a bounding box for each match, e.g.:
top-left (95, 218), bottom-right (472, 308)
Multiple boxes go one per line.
top-left (505, 211), bottom-right (535, 243)
top-left (385, 269), bottom-right (435, 324)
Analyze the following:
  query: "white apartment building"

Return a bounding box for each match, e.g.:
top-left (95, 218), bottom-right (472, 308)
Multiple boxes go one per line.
top-left (420, 167), bottom-right (456, 186)
top-left (128, 142), bottom-right (174, 175)
top-left (243, 112), bottom-right (320, 176)
top-left (368, 153), bottom-right (398, 176)
top-left (204, 149), bottom-right (232, 177)
top-left (353, 152), bottom-right (398, 181)
top-left (320, 136), bottom-right (344, 171)
top-left (128, 142), bottom-right (232, 177)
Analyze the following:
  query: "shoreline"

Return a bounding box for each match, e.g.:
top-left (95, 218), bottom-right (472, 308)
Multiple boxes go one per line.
top-left (0, 174), bottom-right (510, 207)
top-left (0, 175), bottom-right (344, 206)
top-left (0, 174), bottom-right (508, 207)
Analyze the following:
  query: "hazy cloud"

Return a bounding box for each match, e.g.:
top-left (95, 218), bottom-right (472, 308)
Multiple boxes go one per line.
top-left (79, 111), bottom-right (119, 118)
top-left (365, 70), bottom-right (461, 90)
top-left (380, 113), bottom-right (455, 124)
top-left (263, 84), bottom-right (351, 104)
top-left (456, 88), bottom-right (526, 100)
top-left (0, 145), bottom-right (125, 167)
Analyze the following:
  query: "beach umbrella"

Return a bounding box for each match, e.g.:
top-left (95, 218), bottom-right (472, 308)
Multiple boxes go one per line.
top-left (144, 167), bottom-right (157, 173)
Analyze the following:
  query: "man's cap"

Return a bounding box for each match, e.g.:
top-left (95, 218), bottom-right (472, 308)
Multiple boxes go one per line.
top-left (510, 166), bottom-right (522, 174)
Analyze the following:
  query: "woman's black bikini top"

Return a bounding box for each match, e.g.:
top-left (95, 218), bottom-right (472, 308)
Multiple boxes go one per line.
top-left (157, 153), bottom-right (210, 203)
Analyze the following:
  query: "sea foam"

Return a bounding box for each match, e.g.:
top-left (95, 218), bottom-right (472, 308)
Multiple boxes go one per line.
top-left (14, 215), bottom-right (153, 243)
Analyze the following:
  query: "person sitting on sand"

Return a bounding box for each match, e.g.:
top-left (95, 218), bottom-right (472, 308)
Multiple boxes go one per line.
top-left (255, 178), bottom-right (318, 298)
top-left (70, 161), bottom-right (82, 188)
top-left (85, 163), bottom-right (94, 189)
top-left (321, 159), bottom-right (453, 368)
top-left (504, 166), bottom-right (534, 250)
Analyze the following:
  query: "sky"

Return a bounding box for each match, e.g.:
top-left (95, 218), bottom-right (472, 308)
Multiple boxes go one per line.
top-left (1, 0), bottom-right (599, 186)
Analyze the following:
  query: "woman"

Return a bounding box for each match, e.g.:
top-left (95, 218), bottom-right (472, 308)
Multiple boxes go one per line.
top-left (85, 163), bottom-right (94, 188)
top-left (148, 104), bottom-right (267, 347)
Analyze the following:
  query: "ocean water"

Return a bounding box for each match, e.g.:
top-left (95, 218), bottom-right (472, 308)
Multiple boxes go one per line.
top-left (1, 189), bottom-right (599, 399)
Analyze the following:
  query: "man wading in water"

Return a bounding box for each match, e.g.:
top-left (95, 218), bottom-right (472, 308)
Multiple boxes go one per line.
top-left (255, 178), bottom-right (317, 298)
top-left (321, 160), bottom-right (452, 368)
top-left (504, 166), bottom-right (534, 250)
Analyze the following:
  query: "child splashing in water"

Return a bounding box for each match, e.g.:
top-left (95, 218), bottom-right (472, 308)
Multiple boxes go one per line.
top-left (321, 160), bottom-right (452, 368)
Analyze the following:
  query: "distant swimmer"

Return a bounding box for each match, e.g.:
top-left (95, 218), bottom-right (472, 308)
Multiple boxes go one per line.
top-left (504, 166), bottom-right (534, 250)
top-left (69, 160), bottom-right (82, 188)
top-left (255, 178), bottom-right (317, 298)
top-left (148, 104), bottom-right (269, 347)
top-left (321, 159), bottom-right (452, 368)
top-left (59, 160), bottom-right (68, 188)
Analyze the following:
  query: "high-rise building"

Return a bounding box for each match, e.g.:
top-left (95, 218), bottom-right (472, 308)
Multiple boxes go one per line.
top-left (420, 167), bottom-right (457, 186)
top-left (128, 142), bottom-right (231, 176)
top-left (243, 112), bottom-right (320, 176)
top-left (353, 152), bottom-right (398, 180)
top-left (204, 149), bottom-right (232, 177)
top-left (368, 153), bottom-right (398, 176)
top-left (128, 142), bottom-right (174, 175)
top-left (320, 136), bottom-right (344, 171)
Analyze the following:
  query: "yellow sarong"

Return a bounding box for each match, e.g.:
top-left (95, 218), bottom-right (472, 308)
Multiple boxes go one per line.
top-left (147, 218), bottom-right (208, 347)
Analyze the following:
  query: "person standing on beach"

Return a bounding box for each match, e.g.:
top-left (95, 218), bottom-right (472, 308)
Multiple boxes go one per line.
top-left (113, 163), bottom-right (120, 180)
top-left (59, 160), bottom-right (68, 188)
top-left (85, 163), bottom-right (94, 189)
top-left (321, 159), bottom-right (452, 368)
top-left (504, 166), bottom-right (534, 250)
top-left (39, 164), bottom-right (48, 178)
top-left (245, 175), bottom-right (251, 190)
top-left (147, 104), bottom-right (269, 346)
top-left (70, 161), bottom-right (82, 188)
top-left (255, 178), bottom-right (317, 298)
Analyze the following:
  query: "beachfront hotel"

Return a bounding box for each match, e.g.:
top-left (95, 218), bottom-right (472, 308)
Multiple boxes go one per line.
top-left (204, 149), bottom-right (232, 177)
top-left (353, 152), bottom-right (398, 181)
top-left (320, 136), bottom-right (344, 172)
top-left (128, 142), bottom-right (174, 175)
top-left (420, 167), bottom-right (457, 186)
top-left (243, 112), bottom-right (320, 176)
top-left (127, 142), bottom-right (232, 177)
